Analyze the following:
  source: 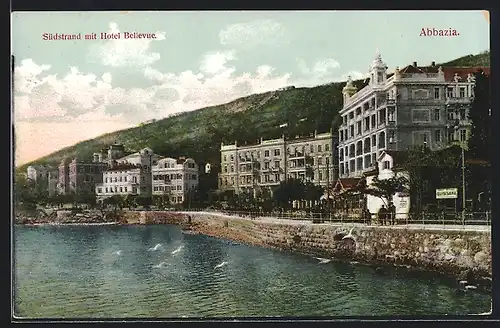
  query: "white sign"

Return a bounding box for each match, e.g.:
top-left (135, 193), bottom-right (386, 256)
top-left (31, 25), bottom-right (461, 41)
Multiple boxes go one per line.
top-left (436, 188), bottom-right (458, 199)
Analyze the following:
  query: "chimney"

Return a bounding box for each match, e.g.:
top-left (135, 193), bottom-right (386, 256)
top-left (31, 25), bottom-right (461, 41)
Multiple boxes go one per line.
top-left (413, 61), bottom-right (417, 67)
top-left (431, 61), bottom-right (436, 66)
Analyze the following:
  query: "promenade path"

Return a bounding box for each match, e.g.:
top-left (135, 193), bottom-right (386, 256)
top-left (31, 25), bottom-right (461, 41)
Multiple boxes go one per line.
top-left (178, 211), bottom-right (491, 233)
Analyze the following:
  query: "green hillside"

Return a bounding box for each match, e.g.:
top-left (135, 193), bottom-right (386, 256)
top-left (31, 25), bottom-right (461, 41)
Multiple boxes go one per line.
top-left (17, 51), bottom-right (490, 173)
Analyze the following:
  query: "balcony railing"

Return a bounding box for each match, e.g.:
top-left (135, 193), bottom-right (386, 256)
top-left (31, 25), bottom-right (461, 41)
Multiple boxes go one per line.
top-left (445, 97), bottom-right (471, 105)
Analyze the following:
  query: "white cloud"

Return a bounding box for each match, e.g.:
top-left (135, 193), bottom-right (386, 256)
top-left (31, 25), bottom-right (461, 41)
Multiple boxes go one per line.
top-left (340, 71), bottom-right (367, 81)
top-left (297, 58), bottom-right (340, 76)
top-left (219, 19), bottom-right (288, 49)
top-left (88, 22), bottom-right (166, 67)
top-left (200, 51), bottom-right (236, 75)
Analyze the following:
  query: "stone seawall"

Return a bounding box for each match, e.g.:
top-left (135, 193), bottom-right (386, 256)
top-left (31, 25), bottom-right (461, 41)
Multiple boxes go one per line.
top-left (177, 212), bottom-right (491, 287)
top-left (121, 211), bottom-right (187, 225)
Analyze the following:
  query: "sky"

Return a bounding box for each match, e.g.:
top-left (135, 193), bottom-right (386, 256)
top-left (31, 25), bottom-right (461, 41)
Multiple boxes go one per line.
top-left (11, 10), bottom-right (490, 166)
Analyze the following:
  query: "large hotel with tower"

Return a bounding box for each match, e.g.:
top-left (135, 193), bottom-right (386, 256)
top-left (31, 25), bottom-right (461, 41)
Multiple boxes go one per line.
top-left (338, 52), bottom-right (489, 179)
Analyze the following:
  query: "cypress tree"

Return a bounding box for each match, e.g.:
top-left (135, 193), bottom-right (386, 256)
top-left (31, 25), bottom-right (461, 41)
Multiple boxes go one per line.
top-left (467, 70), bottom-right (491, 161)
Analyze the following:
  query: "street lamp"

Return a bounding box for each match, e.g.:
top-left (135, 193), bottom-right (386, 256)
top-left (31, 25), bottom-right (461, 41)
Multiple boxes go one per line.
top-left (453, 124), bottom-right (467, 223)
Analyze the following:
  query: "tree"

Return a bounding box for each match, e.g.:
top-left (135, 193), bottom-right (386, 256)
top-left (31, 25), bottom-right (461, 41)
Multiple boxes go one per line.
top-left (135, 195), bottom-right (153, 208)
top-left (272, 178), bottom-right (306, 209)
top-left (362, 175), bottom-right (409, 207)
top-left (303, 182), bottom-right (324, 202)
top-left (152, 193), bottom-right (170, 209)
top-left (124, 194), bottom-right (138, 208)
top-left (467, 70), bottom-right (491, 162)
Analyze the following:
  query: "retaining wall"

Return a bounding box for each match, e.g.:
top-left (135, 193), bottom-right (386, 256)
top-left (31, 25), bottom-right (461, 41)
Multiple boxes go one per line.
top-left (180, 212), bottom-right (492, 285)
top-left (120, 211), bottom-right (491, 285)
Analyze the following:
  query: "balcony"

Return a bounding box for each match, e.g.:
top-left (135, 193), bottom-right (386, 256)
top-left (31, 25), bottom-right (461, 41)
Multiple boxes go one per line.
top-left (386, 99), bottom-right (396, 106)
top-left (288, 151), bottom-right (305, 159)
top-left (445, 97), bottom-right (471, 105)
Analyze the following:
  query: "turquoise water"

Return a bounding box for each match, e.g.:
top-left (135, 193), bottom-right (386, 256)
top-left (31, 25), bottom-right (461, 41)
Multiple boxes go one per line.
top-left (13, 225), bottom-right (491, 318)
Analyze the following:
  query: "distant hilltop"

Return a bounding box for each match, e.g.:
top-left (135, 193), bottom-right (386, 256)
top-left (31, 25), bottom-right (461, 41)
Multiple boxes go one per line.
top-left (17, 50), bottom-right (489, 173)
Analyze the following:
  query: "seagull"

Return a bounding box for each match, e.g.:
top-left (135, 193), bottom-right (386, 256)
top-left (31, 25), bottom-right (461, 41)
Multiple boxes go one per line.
top-left (459, 280), bottom-right (468, 285)
top-left (315, 257), bottom-right (331, 264)
top-left (114, 250), bottom-right (122, 256)
top-left (148, 243), bottom-right (163, 252)
top-left (214, 261), bottom-right (228, 269)
top-left (342, 228), bottom-right (355, 240)
top-left (171, 245), bottom-right (183, 255)
top-left (465, 285), bottom-right (477, 290)
top-left (153, 261), bottom-right (167, 269)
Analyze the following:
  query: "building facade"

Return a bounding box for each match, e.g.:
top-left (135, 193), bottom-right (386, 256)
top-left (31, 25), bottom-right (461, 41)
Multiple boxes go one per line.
top-left (218, 131), bottom-right (338, 195)
top-left (95, 147), bottom-right (163, 200)
top-left (338, 51), bottom-right (489, 179)
top-left (57, 158), bottom-right (108, 196)
top-left (152, 157), bottom-right (199, 204)
top-left (95, 164), bottom-right (149, 200)
top-left (27, 165), bottom-right (51, 183)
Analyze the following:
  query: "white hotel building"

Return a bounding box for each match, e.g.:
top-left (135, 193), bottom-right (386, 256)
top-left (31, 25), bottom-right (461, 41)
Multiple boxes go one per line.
top-left (338, 51), bottom-right (488, 179)
top-left (95, 147), bottom-right (163, 200)
top-left (151, 157), bottom-right (199, 204)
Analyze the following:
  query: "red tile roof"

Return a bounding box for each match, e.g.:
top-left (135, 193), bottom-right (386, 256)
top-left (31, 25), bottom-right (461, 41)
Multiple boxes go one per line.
top-left (443, 67), bottom-right (490, 82)
top-left (333, 178), bottom-right (362, 192)
top-left (398, 65), bottom-right (490, 82)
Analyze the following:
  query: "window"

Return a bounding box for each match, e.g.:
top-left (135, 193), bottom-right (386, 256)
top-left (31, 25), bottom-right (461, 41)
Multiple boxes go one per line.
top-left (223, 165), bottom-right (228, 173)
top-left (274, 161), bottom-right (280, 169)
top-left (371, 115), bottom-right (376, 129)
top-left (325, 144), bottom-right (330, 152)
top-left (364, 117), bottom-right (370, 131)
top-left (372, 135), bottom-right (377, 147)
top-left (447, 109), bottom-right (455, 120)
top-left (349, 125), bottom-right (354, 138)
top-left (120, 187), bottom-right (123, 192)
top-left (230, 155), bottom-right (234, 161)
top-left (274, 149), bottom-right (280, 156)
top-left (264, 150), bottom-right (270, 157)
top-left (274, 174), bottom-right (280, 181)
top-left (459, 87), bottom-right (465, 98)
top-left (434, 109), bottom-right (440, 121)
top-left (383, 161), bottom-right (391, 170)
top-left (310, 145), bottom-right (314, 153)
top-left (318, 145), bottom-right (322, 152)
top-left (435, 130), bottom-right (442, 143)
top-left (264, 162), bottom-right (270, 169)
top-left (319, 172), bottom-right (323, 181)
top-left (230, 165), bottom-right (234, 173)
top-left (318, 157), bottom-right (323, 165)
top-left (105, 187), bottom-right (108, 193)
top-left (377, 72), bottom-right (383, 83)
top-left (447, 87), bottom-right (454, 98)
top-left (356, 121), bottom-right (362, 135)
top-left (434, 88), bottom-right (440, 99)
top-left (339, 130), bottom-right (343, 142)
top-left (460, 129), bottom-right (467, 142)
top-left (98, 188), bottom-right (102, 193)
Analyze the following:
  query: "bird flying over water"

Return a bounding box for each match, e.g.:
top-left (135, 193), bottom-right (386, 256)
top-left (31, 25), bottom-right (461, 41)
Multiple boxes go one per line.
top-left (171, 245), bottom-right (183, 255)
top-left (148, 243), bottom-right (163, 252)
top-left (214, 261), bottom-right (228, 269)
top-left (315, 257), bottom-right (331, 264)
top-left (342, 228), bottom-right (355, 240)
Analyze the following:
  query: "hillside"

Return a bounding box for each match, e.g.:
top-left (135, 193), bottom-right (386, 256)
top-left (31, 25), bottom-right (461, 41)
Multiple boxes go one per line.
top-left (17, 51), bottom-right (490, 173)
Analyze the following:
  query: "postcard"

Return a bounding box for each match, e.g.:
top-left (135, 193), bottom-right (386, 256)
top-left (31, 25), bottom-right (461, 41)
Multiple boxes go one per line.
top-left (12, 10), bottom-right (491, 320)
